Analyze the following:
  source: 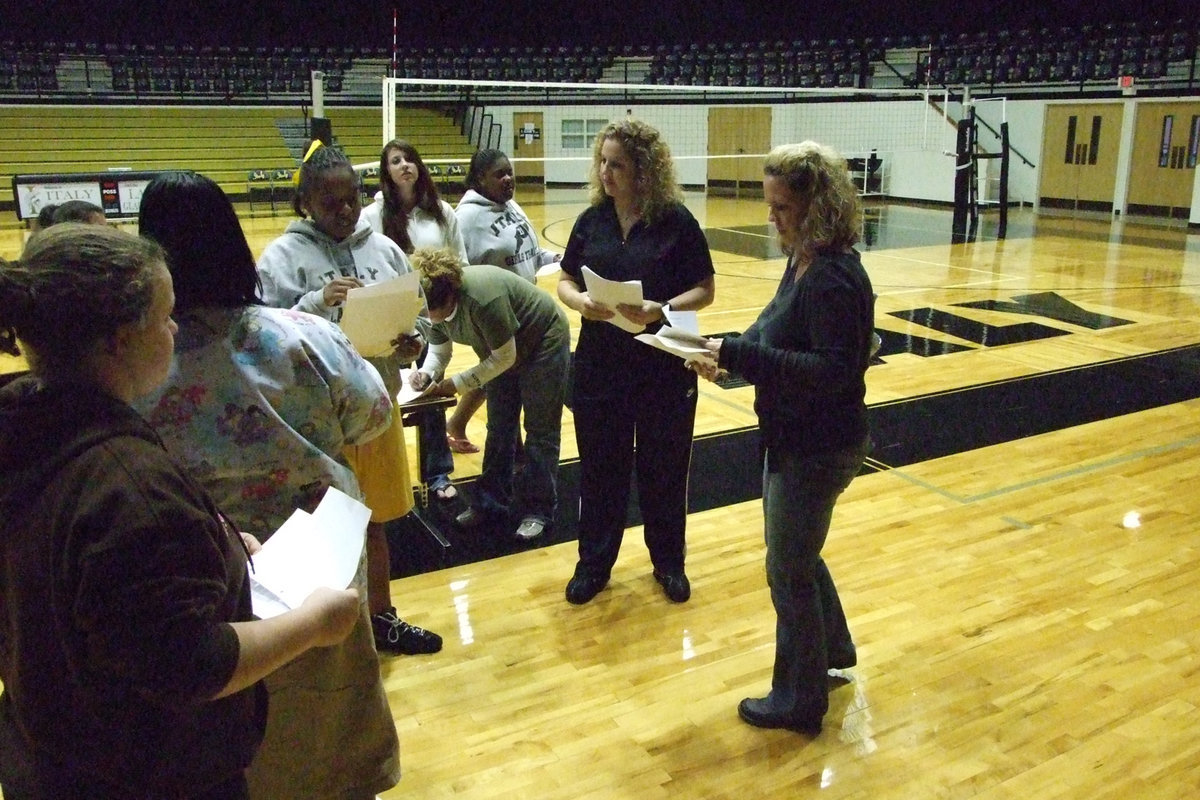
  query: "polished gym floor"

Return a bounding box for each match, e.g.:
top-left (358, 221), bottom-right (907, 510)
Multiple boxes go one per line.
top-left (3, 193), bottom-right (1198, 798)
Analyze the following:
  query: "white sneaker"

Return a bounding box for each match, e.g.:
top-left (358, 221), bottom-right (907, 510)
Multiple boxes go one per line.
top-left (514, 517), bottom-right (546, 540)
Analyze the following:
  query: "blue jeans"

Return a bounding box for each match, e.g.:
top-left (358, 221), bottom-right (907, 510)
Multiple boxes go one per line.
top-left (760, 440), bottom-right (867, 717)
top-left (417, 407), bottom-right (454, 491)
top-left (416, 346), bottom-right (454, 491)
top-left (472, 339), bottom-right (569, 524)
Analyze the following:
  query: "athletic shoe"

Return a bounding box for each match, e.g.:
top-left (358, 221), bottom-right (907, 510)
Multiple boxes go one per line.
top-left (514, 517), bottom-right (546, 540)
top-left (372, 607), bottom-right (442, 655)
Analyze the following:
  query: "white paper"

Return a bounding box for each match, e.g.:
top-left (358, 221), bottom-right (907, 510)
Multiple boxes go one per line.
top-left (663, 308), bottom-right (700, 335)
top-left (338, 272), bottom-right (423, 357)
top-left (249, 487), bottom-right (371, 619)
top-left (635, 325), bottom-right (716, 364)
top-left (396, 366), bottom-right (437, 406)
top-left (581, 265), bottom-right (645, 334)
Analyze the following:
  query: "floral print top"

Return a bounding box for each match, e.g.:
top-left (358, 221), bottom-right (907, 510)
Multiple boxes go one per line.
top-left (137, 305), bottom-right (393, 537)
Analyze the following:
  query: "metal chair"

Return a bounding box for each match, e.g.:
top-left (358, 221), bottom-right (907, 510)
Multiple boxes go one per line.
top-left (246, 168), bottom-right (273, 214)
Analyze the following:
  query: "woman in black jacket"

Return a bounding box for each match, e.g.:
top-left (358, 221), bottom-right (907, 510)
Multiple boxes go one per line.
top-left (697, 141), bottom-right (874, 737)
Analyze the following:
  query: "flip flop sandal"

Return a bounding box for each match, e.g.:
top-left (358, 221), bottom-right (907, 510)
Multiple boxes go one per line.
top-left (446, 434), bottom-right (480, 454)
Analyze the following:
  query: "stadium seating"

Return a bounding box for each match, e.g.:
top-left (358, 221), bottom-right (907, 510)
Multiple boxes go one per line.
top-left (0, 105), bottom-right (475, 215)
top-left (3, 19), bottom-right (1194, 103)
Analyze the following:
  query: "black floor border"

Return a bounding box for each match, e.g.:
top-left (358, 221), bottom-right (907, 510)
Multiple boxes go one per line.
top-left (390, 344), bottom-right (1200, 577)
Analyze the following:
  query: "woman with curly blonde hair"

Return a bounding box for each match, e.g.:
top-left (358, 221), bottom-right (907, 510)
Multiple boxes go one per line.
top-left (584, 118), bottom-right (683, 223)
top-left (407, 247), bottom-right (569, 542)
top-left (557, 117), bottom-right (715, 606)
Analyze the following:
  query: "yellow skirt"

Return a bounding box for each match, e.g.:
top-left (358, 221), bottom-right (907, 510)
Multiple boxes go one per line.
top-left (343, 420), bottom-right (414, 524)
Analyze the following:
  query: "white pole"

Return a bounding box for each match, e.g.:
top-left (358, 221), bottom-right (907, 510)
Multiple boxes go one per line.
top-left (311, 70), bottom-right (325, 118)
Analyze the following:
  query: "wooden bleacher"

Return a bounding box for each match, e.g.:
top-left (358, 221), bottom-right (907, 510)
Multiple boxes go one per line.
top-left (324, 106), bottom-right (476, 192)
top-left (0, 105), bottom-right (477, 222)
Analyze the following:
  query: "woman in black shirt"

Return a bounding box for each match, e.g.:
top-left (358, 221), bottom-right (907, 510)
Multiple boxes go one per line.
top-left (557, 118), bottom-right (715, 605)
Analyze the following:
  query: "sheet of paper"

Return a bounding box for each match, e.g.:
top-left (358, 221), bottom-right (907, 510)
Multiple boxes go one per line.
top-left (249, 487), bottom-right (371, 619)
top-left (581, 265), bottom-right (645, 334)
top-left (634, 326), bottom-right (715, 364)
top-left (663, 308), bottom-right (700, 335)
top-left (396, 366), bottom-right (437, 406)
top-left (338, 272), bottom-right (423, 357)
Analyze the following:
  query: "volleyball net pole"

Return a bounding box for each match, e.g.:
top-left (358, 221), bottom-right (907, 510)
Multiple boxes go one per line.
top-left (956, 94), bottom-right (1011, 239)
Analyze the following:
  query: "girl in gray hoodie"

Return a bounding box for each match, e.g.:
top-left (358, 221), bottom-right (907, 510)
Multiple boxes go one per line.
top-left (257, 144), bottom-right (443, 658)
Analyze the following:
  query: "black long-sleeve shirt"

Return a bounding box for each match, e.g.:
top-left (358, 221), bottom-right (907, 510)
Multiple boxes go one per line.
top-left (719, 250), bottom-right (874, 466)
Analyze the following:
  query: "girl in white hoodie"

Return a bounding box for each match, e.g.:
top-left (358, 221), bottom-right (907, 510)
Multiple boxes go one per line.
top-left (362, 139), bottom-right (467, 499)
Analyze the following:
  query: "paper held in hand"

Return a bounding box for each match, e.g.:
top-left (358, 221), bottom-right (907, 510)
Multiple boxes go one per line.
top-left (634, 309), bottom-right (716, 364)
top-left (581, 265), bottom-right (645, 334)
top-left (338, 271), bottom-right (423, 357)
top-left (249, 487), bottom-right (371, 619)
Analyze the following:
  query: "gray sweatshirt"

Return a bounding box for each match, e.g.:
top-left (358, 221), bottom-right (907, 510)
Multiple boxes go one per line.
top-left (454, 189), bottom-right (558, 283)
top-left (256, 217), bottom-right (412, 322)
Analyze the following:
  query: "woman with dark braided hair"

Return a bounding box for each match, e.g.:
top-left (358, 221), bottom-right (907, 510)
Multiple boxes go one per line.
top-left (0, 224), bottom-right (359, 799)
top-left (257, 141), bottom-right (443, 657)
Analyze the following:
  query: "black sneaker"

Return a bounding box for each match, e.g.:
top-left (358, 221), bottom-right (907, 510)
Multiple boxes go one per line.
top-left (372, 607), bottom-right (442, 655)
top-left (653, 569), bottom-right (691, 603)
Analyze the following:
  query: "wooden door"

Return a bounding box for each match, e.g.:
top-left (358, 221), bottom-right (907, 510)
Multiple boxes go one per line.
top-left (1126, 101), bottom-right (1200, 217)
top-left (707, 106), bottom-right (772, 195)
top-left (512, 111), bottom-right (544, 184)
top-left (1039, 103), bottom-right (1123, 212)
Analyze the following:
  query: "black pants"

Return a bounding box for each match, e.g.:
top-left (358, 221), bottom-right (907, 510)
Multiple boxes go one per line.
top-left (1, 773), bottom-right (248, 800)
top-left (572, 367), bottom-right (698, 578)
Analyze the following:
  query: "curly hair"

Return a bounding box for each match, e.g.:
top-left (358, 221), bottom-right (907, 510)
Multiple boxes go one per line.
top-left (378, 139), bottom-right (448, 253)
top-left (293, 141), bottom-right (356, 217)
top-left (586, 118), bottom-right (682, 223)
top-left (0, 224), bottom-right (164, 377)
top-left (763, 142), bottom-right (860, 263)
top-left (410, 246), bottom-right (464, 312)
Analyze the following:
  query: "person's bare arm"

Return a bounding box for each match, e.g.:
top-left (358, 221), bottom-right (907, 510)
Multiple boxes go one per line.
top-left (558, 274), bottom-right (615, 321)
top-left (213, 586), bottom-right (360, 699)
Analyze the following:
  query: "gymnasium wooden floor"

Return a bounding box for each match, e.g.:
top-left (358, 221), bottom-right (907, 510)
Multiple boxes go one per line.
top-left (3, 192), bottom-right (1199, 798)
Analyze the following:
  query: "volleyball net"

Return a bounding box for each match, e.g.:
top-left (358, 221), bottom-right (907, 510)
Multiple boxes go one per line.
top-left (375, 77), bottom-right (960, 196)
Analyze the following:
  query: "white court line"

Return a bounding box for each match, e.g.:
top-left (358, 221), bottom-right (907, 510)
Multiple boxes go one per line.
top-left (881, 433), bottom-right (1200, 508)
top-left (873, 278), bottom-right (1022, 298)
